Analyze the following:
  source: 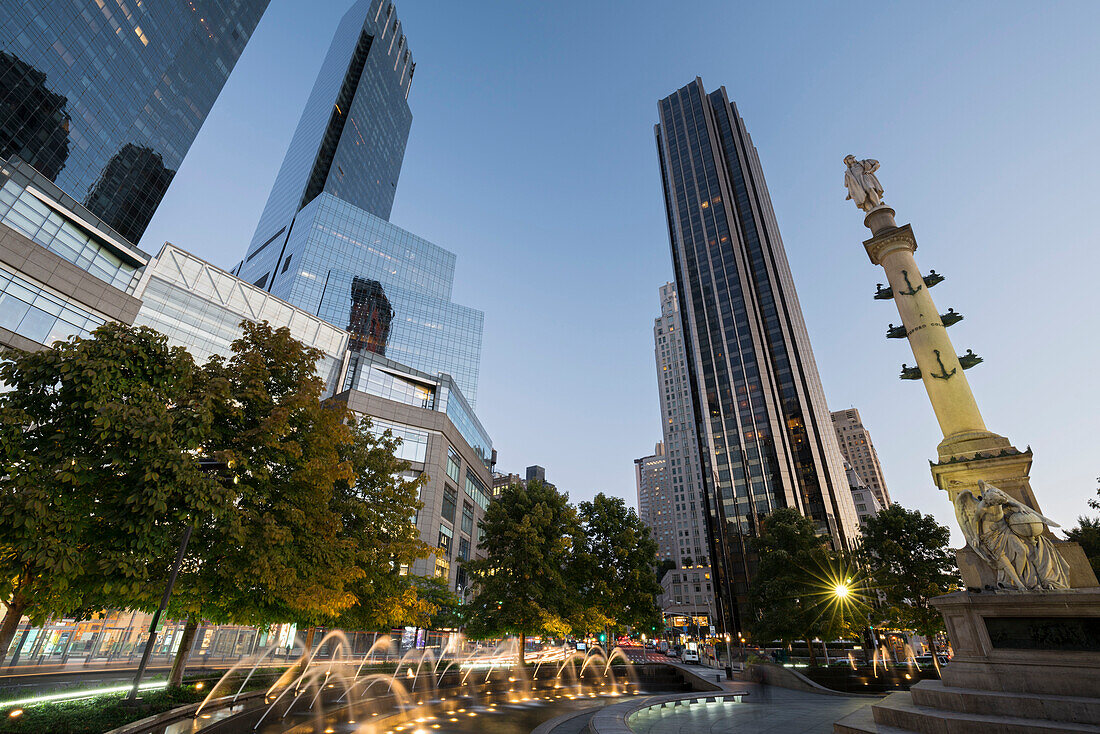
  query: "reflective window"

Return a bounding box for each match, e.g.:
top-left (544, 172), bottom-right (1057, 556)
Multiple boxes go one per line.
top-left (0, 267), bottom-right (105, 345)
top-left (460, 501), bottom-right (474, 537)
top-left (0, 3), bottom-right (268, 243)
top-left (368, 417), bottom-right (428, 464)
top-left (465, 469), bottom-right (490, 511)
top-left (0, 180), bottom-right (139, 291)
top-left (441, 484), bottom-right (457, 523)
top-left (446, 446), bottom-right (461, 483)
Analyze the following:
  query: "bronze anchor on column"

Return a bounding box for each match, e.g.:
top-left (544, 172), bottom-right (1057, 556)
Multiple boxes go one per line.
top-left (930, 349), bottom-right (957, 380)
top-left (898, 270), bottom-right (923, 296)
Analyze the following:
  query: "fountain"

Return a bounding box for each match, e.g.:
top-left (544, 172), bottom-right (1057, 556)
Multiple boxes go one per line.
top-left (153, 637), bottom-right (682, 734)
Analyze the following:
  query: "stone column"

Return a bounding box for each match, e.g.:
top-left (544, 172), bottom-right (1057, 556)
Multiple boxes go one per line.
top-left (863, 209), bottom-right (989, 444)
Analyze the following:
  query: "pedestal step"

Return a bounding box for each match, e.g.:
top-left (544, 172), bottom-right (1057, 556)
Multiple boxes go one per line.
top-left (871, 691), bottom-right (1100, 734)
top-left (911, 679), bottom-right (1100, 724)
top-left (833, 705), bottom-right (910, 734)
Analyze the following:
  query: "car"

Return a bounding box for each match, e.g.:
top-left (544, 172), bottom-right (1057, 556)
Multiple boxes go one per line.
top-left (682, 649), bottom-right (700, 664)
top-left (915, 654), bottom-right (949, 667)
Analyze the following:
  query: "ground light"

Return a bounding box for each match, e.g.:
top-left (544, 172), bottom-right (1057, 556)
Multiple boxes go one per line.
top-left (0, 681), bottom-right (166, 708)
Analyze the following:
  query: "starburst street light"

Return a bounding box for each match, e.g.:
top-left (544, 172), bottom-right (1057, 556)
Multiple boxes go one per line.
top-left (833, 582), bottom-right (851, 599)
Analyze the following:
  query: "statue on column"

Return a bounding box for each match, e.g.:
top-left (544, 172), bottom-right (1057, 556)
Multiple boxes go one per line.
top-left (954, 481), bottom-right (1071, 590)
top-left (844, 155), bottom-right (885, 211)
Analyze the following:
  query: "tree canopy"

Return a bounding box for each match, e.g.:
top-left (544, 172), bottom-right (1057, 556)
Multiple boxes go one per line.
top-left (0, 323), bottom-right (227, 664)
top-left (462, 480), bottom-right (580, 663)
top-left (858, 503), bottom-right (958, 640)
top-left (574, 493), bottom-right (662, 635)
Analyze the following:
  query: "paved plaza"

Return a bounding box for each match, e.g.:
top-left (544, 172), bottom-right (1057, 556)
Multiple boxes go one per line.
top-left (625, 685), bottom-right (878, 734)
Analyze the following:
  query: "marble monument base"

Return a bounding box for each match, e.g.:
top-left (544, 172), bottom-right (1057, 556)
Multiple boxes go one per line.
top-left (835, 588), bottom-right (1100, 733)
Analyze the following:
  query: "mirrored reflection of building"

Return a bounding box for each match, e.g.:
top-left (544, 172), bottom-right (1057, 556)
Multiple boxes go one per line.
top-left (0, 0), bottom-right (272, 245)
top-left (0, 51), bottom-right (70, 182)
top-left (655, 78), bottom-right (860, 637)
top-left (83, 145), bottom-right (175, 245)
top-left (348, 276), bottom-right (394, 355)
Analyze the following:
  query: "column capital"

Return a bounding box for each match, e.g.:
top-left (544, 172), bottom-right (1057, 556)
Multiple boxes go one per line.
top-left (863, 222), bottom-right (917, 266)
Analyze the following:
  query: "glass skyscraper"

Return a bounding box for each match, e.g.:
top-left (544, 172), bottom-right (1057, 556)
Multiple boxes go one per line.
top-left (655, 78), bottom-right (860, 634)
top-left (237, 0), bottom-right (484, 406)
top-left (0, 0), bottom-right (271, 244)
top-left (240, 0), bottom-right (414, 281)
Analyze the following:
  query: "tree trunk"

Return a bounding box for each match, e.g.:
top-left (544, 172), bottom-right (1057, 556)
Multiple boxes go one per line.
top-left (517, 632), bottom-right (525, 668)
top-left (0, 587), bottom-right (30, 667)
top-left (804, 638), bottom-right (817, 667)
top-left (168, 617), bottom-right (199, 688)
top-left (303, 627), bottom-right (316, 653)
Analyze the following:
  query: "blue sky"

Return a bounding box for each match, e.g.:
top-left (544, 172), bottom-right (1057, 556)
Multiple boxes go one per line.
top-left (142, 1), bottom-right (1100, 542)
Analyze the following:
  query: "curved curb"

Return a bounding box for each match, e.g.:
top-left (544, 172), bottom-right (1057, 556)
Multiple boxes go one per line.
top-left (530, 705), bottom-right (602, 734)
top-left (740, 663), bottom-right (882, 699)
top-left (588, 690), bottom-right (750, 734)
top-left (101, 690), bottom-right (266, 734)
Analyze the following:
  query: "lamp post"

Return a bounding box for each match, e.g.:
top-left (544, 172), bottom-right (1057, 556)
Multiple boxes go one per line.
top-left (125, 459), bottom-right (233, 703)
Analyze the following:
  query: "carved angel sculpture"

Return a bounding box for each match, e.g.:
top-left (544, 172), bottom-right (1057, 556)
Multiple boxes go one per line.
top-left (954, 481), bottom-right (1070, 590)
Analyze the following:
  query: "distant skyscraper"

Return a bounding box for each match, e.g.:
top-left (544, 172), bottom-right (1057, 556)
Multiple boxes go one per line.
top-left (240, 0), bottom-right (414, 282)
top-left (654, 282), bottom-right (707, 568)
top-left (634, 443), bottom-right (669, 553)
top-left (0, 0), bottom-right (271, 243)
top-left (844, 461), bottom-right (882, 529)
top-left (655, 78), bottom-right (860, 634)
top-left (831, 408), bottom-right (891, 509)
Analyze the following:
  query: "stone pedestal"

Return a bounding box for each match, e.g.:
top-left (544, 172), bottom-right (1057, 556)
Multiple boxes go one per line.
top-left (835, 589), bottom-right (1100, 732)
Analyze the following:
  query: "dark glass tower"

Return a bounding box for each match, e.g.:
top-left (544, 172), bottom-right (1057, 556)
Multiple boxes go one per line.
top-left (239, 0), bottom-right (414, 281)
top-left (655, 79), bottom-right (860, 634)
top-left (0, 0), bottom-right (271, 244)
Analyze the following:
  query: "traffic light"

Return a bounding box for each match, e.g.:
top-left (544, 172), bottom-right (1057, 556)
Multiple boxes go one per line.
top-left (598, 633), bottom-right (606, 643)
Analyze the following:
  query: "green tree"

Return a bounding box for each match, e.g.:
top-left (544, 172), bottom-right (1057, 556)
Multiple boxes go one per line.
top-left (463, 480), bottom-right (580, 665)
top-left (1063, 477), bottom-right (1100, 578)
top-left (410, 576), bottom-right (464, 630)
top-left (859, 503), bottom-right (958, 651)
top-left (747, 509), bottom-right (841, 666)
top-left (0, 324), bottom-right (228, 665)
top-left (574, 494), bottom-right (662, 637)
top-left (156, 322), bottom-right (433, 685)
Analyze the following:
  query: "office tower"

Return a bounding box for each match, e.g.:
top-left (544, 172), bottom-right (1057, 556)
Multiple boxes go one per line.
top-left (655, 78), bottom-right (860, 634)
top-left (634, 443), bottom-right (668, 554)
top-left (240, 0), bottom-right (413, 278)
top-left (831, 408), bottom-right (891, 508)
top-left (844, 461), bottom-right (882, 529)
top-left (237, 1), bottom-right (483, 405)
top-left (0, 0), bottom-right (271, 244)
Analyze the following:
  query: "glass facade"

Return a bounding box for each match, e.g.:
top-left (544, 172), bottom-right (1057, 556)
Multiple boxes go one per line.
top-left (655, 79), bottom-right (859, 635)
top-left (242, 0), bottom-right (412, 269)
top-left (133, 243), bottom-right (348, 392)
top-left (0, 171), bottom-right (143, 291)
top-left (245, 193), bottom-right (484, 407)
top-left (0, 0), bottom-right (271, 244)
top-left (0, 265), bottom-right (106, 345)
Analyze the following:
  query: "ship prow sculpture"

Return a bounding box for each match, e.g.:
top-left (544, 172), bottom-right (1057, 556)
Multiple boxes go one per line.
top-left (835, 157), bottom-right (1100, 734)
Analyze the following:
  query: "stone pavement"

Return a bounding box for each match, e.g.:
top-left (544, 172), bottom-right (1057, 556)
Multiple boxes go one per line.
top-left (623, 684), bottom-right (878, 734)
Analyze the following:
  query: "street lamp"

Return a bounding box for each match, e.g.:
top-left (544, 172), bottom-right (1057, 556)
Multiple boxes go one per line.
top-left (126, 458), bottom-right (234, 703)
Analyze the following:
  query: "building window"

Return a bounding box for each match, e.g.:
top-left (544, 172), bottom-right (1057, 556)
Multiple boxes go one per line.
top-left (447, 446), bottom-right (461, 483)
top-left (441, 484), bottom-right (457, 523)
top-left (465, 469), bottom-right (490, 511)
top-left (438, 523), bottom-right (452, 556)
top-left (458, 536), bottom-right (470, 561)
top-left (435, 556), bottom-right (449, 579)
top-left (461, 501), bottom-right (474, 536)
